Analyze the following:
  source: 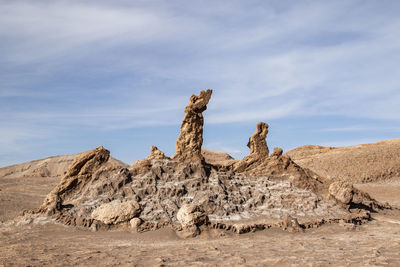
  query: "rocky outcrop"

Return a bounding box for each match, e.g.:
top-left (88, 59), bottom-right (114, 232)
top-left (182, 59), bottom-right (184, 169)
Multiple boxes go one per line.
top-left (329, 180), bottom-right (354, 205)
top-left (147, 146), bottom-right (169, 160)
top-left (27, 89), bottom-right (387, 237)
top-left (173, 89), bottom-right (212, 162)
top-left (177, 204), bottom-right (208, 238)
top-left (233, 122), bottom-right (270, 172)
top-left (177, 204), bottom-right (208, 228)
top-left (247, 122), bottom-right (269, 158)
top-left (38, 146), bottom-right (110, 215)
top-left (91, 200), bottom-right (141, 225)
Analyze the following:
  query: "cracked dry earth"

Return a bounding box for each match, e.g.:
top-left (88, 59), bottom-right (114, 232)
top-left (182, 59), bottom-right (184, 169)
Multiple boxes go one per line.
top-left (1, 175), bottom-right (400, 266)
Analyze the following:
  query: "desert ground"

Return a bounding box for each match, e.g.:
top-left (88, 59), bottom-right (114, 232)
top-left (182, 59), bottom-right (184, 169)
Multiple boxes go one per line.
top-left (1, 143), bottom-right (400, 266)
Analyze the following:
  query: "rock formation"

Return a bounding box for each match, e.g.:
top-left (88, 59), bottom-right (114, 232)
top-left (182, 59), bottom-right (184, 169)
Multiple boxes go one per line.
top-left (329, 180), bottom-right (354, 205)
top-left (27, 89), bottom-right (387, 237)
top-left (174, 89), bottom-right (212, 162)
top-left (176, 204), bottom-right (208, 237)
top-left (38, 146), bottom-right (110, 216)
top-left (248, 122), bottom-right (269, 158)
top-left (91, 200), bottom-right (141, 225)
top-left (147, 146), bottom-right (169, 160)
top-left (233, 122), bottom-right (270, 172)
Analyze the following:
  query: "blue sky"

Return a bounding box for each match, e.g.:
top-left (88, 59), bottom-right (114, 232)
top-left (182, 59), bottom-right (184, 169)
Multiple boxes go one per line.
top-left (1, 0), bottom-right (400, 167)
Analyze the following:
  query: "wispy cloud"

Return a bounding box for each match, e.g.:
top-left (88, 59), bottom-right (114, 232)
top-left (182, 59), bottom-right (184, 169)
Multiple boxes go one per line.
top-left (1, 0), bottom-right (400, 166)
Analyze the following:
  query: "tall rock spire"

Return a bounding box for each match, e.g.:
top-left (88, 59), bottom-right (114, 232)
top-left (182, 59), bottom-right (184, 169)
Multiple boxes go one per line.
top-left (174, 89), bottom-right (213, 161)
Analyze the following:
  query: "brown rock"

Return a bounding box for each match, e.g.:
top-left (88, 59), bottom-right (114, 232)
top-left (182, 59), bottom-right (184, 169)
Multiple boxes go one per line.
top-left (130, 217), bottom-right (142, 231)
top-left (177, 204), bottom-right (208, 227)
top-left (91, 200), bottom-right (141, 225)
top-left (270, 147), bottom-right (283, 158)
top-left (176, 204), bottom-right (208, 238)
top-left (233, 122), bottom-right (270, 172)
top-left (147, 146), bottom-right (169, 160)
top-left (38, 146), bottom-right (110, 215)
top-left (173, 89), bottom-right (212, 162)
top-left (247, 122), bottom-right (269, 158)
top-left (329, 180), bottom-right (354, 205)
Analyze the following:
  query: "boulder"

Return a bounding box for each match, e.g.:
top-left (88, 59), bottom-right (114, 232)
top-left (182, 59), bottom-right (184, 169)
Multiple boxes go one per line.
top-left (130, 217), bottom-right (142, 231)
top-left (176, 204), bottom-right (208, 238)
top-left (329, 180), bottom-right (354, 205)
top-left (177, 204), bottom-right (208, 227)
top-left (91, 200), bottom-right (141, 225)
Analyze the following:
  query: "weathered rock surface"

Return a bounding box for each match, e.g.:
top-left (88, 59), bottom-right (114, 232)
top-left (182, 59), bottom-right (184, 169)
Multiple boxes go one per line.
top-left (91, 200), bottom-right (141, 225)
top-left (26, 89), bottom-right (386, 237)
top-left (329, 180), bottom-right (354, 205)
top-left (248, 122), bottom-right (269, 158)
top-left (147, 146), bottom-right (169, 160)
top-left (177, 204), bottom-right (208, 228)
top-left (176, 204), bottom-right (208, 238)
top-left (174, 89), bottom-right (212, 162)
top-left (38, 146), bottom-right (110, 216)
top-left (130, 217), bottom-right (142, 230)
top-left (233, 122), bottom-right (270, 172)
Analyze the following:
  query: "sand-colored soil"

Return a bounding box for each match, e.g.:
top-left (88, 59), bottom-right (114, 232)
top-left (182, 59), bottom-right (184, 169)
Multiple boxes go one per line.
top-left (1, 210), bottom-right (400, 266)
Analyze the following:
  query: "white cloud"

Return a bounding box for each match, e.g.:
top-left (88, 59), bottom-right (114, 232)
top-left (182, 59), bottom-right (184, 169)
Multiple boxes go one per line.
top-left (1, 0), bottom-right (400, 166)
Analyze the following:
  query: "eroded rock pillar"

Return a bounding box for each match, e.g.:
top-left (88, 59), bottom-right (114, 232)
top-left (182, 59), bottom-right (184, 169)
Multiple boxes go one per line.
top-left (174, 89), bottom-right (212, 161)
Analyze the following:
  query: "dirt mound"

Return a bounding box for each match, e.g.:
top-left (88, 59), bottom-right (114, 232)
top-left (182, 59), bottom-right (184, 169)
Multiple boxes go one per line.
top-left (286, 139), bottom-right (400, 183)
top-left (201, 148), bottom-right (237, 167)
top-left (22, 89), bottom-right (384, 236)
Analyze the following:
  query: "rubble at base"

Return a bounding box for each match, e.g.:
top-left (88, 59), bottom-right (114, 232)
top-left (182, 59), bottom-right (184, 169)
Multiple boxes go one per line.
top-left (25, 89), bottom-right (390, 237)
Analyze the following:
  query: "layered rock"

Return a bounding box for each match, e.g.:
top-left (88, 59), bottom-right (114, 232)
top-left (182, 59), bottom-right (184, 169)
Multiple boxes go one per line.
top-left (173, 89), bottom-right (212, 162)
top-left (28, 89), bottom-right (387, 237)
top-left (38, 146), bottom-right (110, 216)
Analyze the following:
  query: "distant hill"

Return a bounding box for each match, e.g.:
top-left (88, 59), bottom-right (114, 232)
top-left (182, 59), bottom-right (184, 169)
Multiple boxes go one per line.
top-left (0, 153), bottom-right (128, 178)
top-left (286, 139), bottom-right (400, 183)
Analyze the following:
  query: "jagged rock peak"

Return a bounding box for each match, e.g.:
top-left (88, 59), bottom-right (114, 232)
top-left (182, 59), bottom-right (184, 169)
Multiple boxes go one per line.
top-left (147, 146), bottom-right (169, 160)
top-left (174, 89), bottom-right (213, 162)
top-left (247, 122), bottom-right (269, 158)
